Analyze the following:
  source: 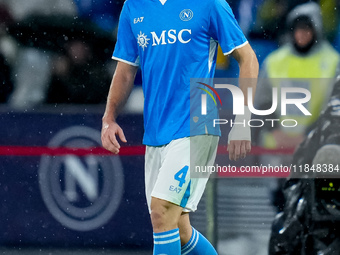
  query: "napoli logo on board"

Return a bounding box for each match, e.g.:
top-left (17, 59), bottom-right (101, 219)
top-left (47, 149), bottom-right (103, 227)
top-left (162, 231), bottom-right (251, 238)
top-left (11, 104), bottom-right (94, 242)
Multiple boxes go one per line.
top-left (38, 126), bottom-right (124, 231)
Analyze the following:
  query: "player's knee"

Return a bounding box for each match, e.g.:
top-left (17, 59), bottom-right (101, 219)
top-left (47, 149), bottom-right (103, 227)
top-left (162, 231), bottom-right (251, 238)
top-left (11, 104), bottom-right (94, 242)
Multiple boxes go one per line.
top-left (150, 203), bottom-right (169, 228)
top-left (150, 209), bottom-right (165, 228)
top-left (150, 198), bottom-right (180, 231)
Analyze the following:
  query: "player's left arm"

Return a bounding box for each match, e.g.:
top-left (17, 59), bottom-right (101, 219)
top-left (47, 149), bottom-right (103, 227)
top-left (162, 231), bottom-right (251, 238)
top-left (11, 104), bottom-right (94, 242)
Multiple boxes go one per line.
top-left (228, 43), bottom-right (259, 161)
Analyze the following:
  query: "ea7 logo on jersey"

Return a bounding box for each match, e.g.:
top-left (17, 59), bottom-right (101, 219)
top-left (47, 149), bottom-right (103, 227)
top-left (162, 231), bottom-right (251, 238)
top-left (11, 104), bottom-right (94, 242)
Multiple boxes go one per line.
top-left (134, 17), bottom-right (144, 24)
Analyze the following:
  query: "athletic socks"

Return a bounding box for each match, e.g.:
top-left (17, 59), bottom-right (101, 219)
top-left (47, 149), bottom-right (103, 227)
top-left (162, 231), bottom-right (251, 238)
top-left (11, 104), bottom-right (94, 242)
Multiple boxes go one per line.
top-left (181, 227), bottom-right (218, 255)
top-left (153, 228), bottom-right (181, 255)
top-left (153, 227), bottom-right (218, 255)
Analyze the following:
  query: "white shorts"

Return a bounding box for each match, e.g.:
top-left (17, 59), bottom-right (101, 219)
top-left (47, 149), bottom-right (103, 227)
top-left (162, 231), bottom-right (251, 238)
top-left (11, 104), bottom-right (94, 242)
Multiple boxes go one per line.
top-left (145, 135), bottom-right (219, 213)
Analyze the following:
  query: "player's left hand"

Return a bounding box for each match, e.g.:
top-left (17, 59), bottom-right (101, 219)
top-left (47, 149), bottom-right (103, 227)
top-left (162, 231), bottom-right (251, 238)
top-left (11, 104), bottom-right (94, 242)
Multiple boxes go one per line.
top-left (101, 120), bottom-right (127, 154)
top-left (227, 106), bottom-right (252, 161)
top-left (227, 140), bottom-right (251, 161)
top-left (227, 117), bottom-right (251, 160)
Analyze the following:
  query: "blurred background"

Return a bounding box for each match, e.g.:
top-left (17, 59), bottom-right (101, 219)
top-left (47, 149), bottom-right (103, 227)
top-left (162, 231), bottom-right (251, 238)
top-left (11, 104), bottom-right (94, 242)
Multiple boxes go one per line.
top-left (0, 0), bottom-right (340, 254)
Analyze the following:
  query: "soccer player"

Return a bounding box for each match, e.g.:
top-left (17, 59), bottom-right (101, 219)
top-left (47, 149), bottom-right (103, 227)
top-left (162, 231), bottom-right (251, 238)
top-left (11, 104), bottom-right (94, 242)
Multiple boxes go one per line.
top-left (101, 0), bottom-right (258, 254)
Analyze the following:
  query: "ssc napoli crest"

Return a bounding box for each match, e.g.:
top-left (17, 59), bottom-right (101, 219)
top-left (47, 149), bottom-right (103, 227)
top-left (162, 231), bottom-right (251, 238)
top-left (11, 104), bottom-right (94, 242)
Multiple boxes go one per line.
top-left (39, 126), bottom-right (124, 231)
top-left (179, 9), bottom-right (194, 21)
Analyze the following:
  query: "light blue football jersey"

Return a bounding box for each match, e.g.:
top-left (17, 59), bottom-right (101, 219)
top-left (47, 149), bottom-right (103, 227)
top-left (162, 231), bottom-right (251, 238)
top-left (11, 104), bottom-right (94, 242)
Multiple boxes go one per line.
top-left (112, 0), bottom-right (247, 146)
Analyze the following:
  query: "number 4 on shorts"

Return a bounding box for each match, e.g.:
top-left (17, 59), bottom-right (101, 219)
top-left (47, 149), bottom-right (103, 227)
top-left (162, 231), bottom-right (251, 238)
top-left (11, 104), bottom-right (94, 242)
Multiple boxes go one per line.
top-left (174, 166), bottom-right (189, 188)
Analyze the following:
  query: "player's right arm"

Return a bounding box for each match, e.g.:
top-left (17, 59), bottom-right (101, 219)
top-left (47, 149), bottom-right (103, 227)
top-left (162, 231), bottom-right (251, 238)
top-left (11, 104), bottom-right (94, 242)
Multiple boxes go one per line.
top-left (101, 61), bottom-right (138, 154)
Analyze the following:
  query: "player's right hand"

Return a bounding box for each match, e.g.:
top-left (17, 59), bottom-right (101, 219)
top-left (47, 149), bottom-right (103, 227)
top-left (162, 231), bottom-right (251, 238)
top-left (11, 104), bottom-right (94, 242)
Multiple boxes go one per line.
top-left (101, 121), bottom-right (127, 154)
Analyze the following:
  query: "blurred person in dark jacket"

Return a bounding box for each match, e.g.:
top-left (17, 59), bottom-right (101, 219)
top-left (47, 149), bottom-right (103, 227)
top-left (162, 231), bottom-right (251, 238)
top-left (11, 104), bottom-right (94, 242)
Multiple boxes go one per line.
top-left (269, 78), bottom-right (340, 255)
top-left (2, 0), bottom-right (77, 109)
top-left (253, 0), bottom-right (318, 41)
top-left (254, 2), bottom-right (340, 213)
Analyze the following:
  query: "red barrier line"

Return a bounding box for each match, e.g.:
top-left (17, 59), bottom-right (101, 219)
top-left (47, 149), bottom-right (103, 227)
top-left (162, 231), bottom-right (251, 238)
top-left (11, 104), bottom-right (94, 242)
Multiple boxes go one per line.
top-left (0, 145), bottom-right (295, 156)
top-left (0, 146), bottom-right (146, 156)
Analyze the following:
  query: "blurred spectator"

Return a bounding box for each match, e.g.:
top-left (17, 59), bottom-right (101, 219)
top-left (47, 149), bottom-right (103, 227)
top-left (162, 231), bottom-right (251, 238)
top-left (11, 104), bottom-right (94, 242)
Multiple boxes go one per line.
top-left (0, 4), bottom-right (15, 103)
top-left (254, 2), bottom-right (340, 212)
top-left (8, 47), bottom-right (54, 108)
top-left (0, 0), bottom-right (76, 20)
top-left (252, 0), bottom-right (317, 42)
top-left (256, 2), bottom-right (340, 152)
top-left (0, 0), bottom-right (77, 109)
top-left (6, 13), bottom-right (116, 106)
top-left (3, 0), bottom-right (119, 108)
top-left (46, 39), bottom-right (112, 104)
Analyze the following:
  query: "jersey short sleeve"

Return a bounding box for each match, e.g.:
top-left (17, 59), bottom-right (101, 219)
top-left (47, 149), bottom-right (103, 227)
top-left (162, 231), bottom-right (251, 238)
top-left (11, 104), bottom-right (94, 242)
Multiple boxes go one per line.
top-left (112, 2), bottom-right (139, 66)
top-left (209, 0), bottom-right (248, 55)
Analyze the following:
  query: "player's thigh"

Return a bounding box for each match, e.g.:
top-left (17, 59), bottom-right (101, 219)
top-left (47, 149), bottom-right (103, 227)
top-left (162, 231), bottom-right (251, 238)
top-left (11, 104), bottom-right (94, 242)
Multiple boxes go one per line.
top-left (151, 135), bottom-right (219, 212)
top-left (185, 135), bottom-right (219, 211)
top-left (151, 137), bottom-right (191, 209)
top-left (145, 145), bottom-right (163, 213)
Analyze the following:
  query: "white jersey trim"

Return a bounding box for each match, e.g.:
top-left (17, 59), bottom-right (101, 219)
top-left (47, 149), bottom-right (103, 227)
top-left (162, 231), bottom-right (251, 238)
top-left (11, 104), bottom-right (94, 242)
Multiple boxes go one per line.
top-left (223, 41), bottom-right (249, 56)
top-left (111, 56), bottom-right (139, 66)
top-left (208, 38), bottom-right (217, 73)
